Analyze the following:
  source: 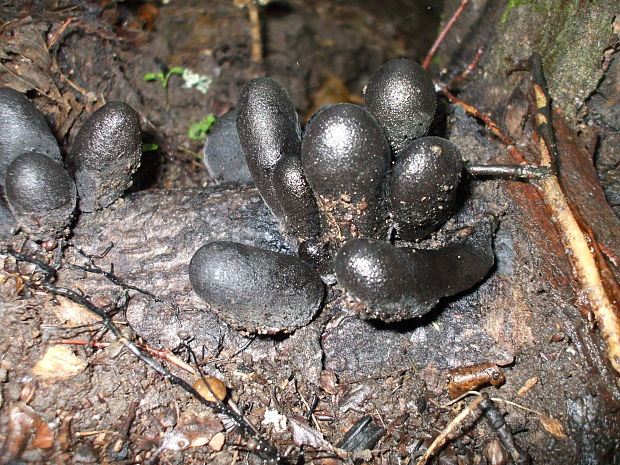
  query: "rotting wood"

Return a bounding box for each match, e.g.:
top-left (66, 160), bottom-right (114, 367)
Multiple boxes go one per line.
top-left (527, 54), bottom-right (620, 379)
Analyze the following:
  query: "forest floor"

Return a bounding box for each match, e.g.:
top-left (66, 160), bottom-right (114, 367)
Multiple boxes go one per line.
top-left (0, 1), bottom-right (618, 464)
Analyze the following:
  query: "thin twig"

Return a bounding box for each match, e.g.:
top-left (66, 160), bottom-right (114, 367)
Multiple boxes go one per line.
top-left (422, 0), bottom-right (469, 70)
top-left (450, 45), bottom-right (485, 87)
top-left (47, 17), bottom-right (77, 50)
top-left (246, 0), bottom-right (263, 63)
top-left (438, 85), bottom-right (527, 163)
top-left (415, 394), bottom-right (484, 465)
top-left (70, 246), bottom-right (180, 314)
top-left (465, 163), bottom-right (551, 180)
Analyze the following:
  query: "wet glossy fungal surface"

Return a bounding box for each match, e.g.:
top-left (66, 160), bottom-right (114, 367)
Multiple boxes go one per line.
top-left (202, 62), bottom-right (497, 327)
top-left (0, 57), bottom-right (495, 331)
top-left (203, 109), bottom-right (252, 184)
top-left (301, 103), bottom-right (391, 240)
top-left (66, 101), bottom-right (141, 212)
top-left (271, 155), bottom-right (320, 240)
top-left (387, 136), bottom-right (464, 240)
top-left (334, 237), bottom-right (439, 320)
top-left (4, 152), bottom-right (76, 237)
top-left (189, 241), bottom-right (324, 334)
top-left (0, 87), bottom-right (62, 187)
top-left (364, 58), bottom-right (437, 156)
top-left (334, 218), bottom-right (496, 322)
top-left (236, 77), bottom-right (305, 220)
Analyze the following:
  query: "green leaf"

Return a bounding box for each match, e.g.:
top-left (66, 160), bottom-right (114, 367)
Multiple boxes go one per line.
top-left (143, 73), bottom-right (158, 81)
top-left (168, 66), bottom-right (185, 75)
top-left (188, 114), bottom-right (217, 141)
top-left (142, 143), bottom-right (159, 152)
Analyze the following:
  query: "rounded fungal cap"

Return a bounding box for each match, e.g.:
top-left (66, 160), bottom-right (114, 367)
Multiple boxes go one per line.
top-left (236, 77), bottom-right (302, 166)
top-left (364, 58), bottom-right (436, 156)
top-left (0, 87), bottom-right (61, 187)
top-left (301, 103), bottom-right (391, 200)
top-left (335, 238), bottom-right (438, 321)
top-left (236, 77), bottom-right (302, 219)
top-left (67, 101), bottom-right (141, 212)
top-left (203, 109), bottom-right (252, 184)
top-left (5, 152), bottom-right (76, 236)
top-left (387, 136), bottom-right (463, 240)
top-left (189, 241), bottom-right (324, 334)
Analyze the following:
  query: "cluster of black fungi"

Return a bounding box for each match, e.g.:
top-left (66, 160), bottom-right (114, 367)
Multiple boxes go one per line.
top-left (0, 58), bottom-right (495, 335)
top-left (193, 58), bottom-right (496, 333)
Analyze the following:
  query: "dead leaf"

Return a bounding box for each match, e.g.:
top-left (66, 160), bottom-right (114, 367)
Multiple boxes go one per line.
top-left (262, 409), bottom-right (288, 433)
top-left (289, 417), bottom-right (331, 450)
top-left (0, 402), bottom-right (39, 462)
top-left (539, 414), bottom-right (567, 439)
top-left (161, 411), bottom-right (224, 451)
top-left (32, 345), bottom-right (87, 381)
top-left (208, 432), bottom-right (226, 451)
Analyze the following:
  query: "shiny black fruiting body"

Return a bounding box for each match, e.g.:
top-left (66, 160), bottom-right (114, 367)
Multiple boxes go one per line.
top-left (5, 152), bottom-right (76, 237)
top-left (364, 58), bottom-right (437, 157)
top-left (67, 101), bottom-right (141, 212)
top-left (272, 155), bottom-right (321, 239)
top-left (387, 136), bottom-right (463, 240)
top-left (334, 218), bottom-right (496, 322)
top-left (205, 60), bottom-right (496, 325)
top-left (189, 241), bottom-right (324, 334)
top-left (236, 77), bottom-right (319, 240)
top-left (0, 88), bottom-right (62, 188)
top-left (302, 103), bottom-right (391, 242)
top-left (203, 109), bottom-right (253, 184)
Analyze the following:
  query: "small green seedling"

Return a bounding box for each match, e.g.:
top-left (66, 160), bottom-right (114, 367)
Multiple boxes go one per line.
top-left (143, 66), bottom-right (185, 109)
top-left (188, 114), bottom-right (217, 141)
top-left (143, 66), bottom-right (185, 89)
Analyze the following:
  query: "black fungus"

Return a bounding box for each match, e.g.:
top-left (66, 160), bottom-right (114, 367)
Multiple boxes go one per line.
top-left (203, 109), bottom-right (253, 184)
top-left (4, 152), bottom-right (76, 237)
top-left (298, 236), bottom-right (333, 280)
top-left (236, 78), bottom-right (301, 216)
top-left (272, 156), bottom-right (320, 239)
top-left (273, 157), bottom-right (321, 240)
top-left (334, 218), bottom-right (496, 322)
top-left (236, 77), bottom-right (318, 239)
top-left (364, 58), bottom-right (436, 156)
top-left (301, 103), bottom-right (391, 241)
top-left (387, 136), bottom-right (463, 240)
top-left (189, 241), bottom-right (324, 334)
top-left (0, 87), bottom-right (61, 188)
top-left (334, 238), bottom-right (437, 321)
top-left (66, 101), bottom-right (141, 212)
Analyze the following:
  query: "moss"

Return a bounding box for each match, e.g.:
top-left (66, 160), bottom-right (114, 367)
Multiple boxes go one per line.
top-left (500, 0), bottom-right (534, 24)
top-left (488, 0), bottom-right (616, 117)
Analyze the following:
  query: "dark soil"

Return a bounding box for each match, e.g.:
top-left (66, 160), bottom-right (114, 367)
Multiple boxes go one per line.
top-left (0, 1), bottom-right (619, 465)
